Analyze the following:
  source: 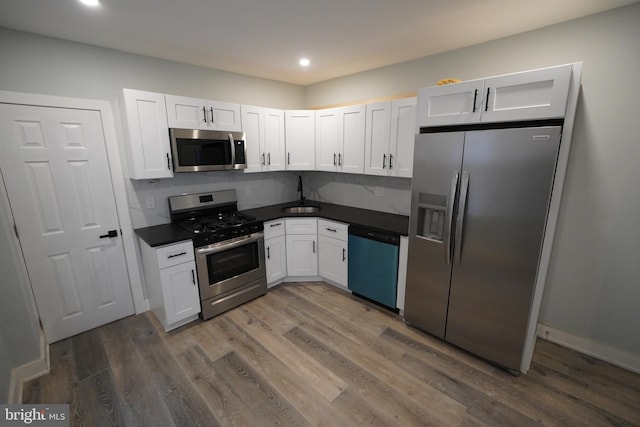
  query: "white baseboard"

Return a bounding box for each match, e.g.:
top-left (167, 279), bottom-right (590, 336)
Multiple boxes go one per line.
top-left (8, 331), bottom-right (50, 404)
top-left (536, 323), bottom-right (640, 374)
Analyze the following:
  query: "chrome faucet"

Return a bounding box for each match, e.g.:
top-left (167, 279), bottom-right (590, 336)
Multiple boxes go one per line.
top-left (297, 175), bottom-right (305, 204)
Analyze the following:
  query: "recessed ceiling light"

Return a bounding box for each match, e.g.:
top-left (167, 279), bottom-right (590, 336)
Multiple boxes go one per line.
top-left (299, 58), bottom-right (311, 67)
top-left (79, 0), bottom-right (100, 7)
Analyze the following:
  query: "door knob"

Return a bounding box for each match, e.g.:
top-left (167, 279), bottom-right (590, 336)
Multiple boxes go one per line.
top-left (99, 230), bottom-right (118, 239)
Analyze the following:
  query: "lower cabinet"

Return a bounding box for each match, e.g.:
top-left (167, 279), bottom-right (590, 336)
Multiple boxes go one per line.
top-left (286, 234), bottom-right (318, 276)
top-left (286, 218), bottom-right (318, 277)
top-left (318, 219), bottom-right (348, 287)
top-left (139, 239), bottom-right (201, 331)
top-left (264, 219), bottom-right (287, 286)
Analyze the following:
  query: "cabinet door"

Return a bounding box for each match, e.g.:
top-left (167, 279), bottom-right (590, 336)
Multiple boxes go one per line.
top-left (165, 94), bottom-right (207, 129)
top-left (389, 98), bottom-right (417, 178)
top-left (416, 80), bottom-right (484, 127)
top-left (263, 108), bottom-right (286, 171)
top-left (340, 105), bottom-right (365, 174)
top-left (208, 100), bottom-right (242, 131)
top-left (481, 64), bottom-right (572, 123)
top-left (159, 261), bottom-right (201, 325)
top-left (318, 235), bottom-right (348, 287)
top-left (315, 108), bottom-right (340, 172)
top-left (265, 235), bottom-right (287, 284)
top-left (364, 101), bottom-right (391, 176)
top-left (285, 110), bottom-right (315, 170)
top-left (286, 234), bottom-right (318, 276)
top-left (241, 105), bottom-right (265, 173)
top-left (122, 89), bottom-right (173, 179)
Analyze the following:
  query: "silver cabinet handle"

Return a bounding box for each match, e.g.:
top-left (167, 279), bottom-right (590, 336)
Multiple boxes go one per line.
top-left (338, 153), bottom-right (342, 166)
top-left (210, 107), bottom-right (215, 124)
top-left (382, 154), bottom-right (387, 169)
top-left (267, 152), bottom-right (271, 165)
top-left (312, 240), bottom-right (316, 253)
top-left (202, 106), bottom-right (207, 123)
top-left (166, 153), bottom-right (171, 170)
top-left (333, 153), bottom-right (337, 166)
top-left (485, 88), bottom-right (491, 112)
top-left (389, 154), bottom-right (393, 169)
top-left (325, 227), bottom-right (337, 233)
top-left (444, 171), bottom-right (459, 264)
top-left (167, 251), bottom-right (187, 259)
top-left (287, 152), bottom-right (290, 165)
top-left (269, 222), bottom-right (282, 228)
top-left (191, 269), bottom-right (196, 285)
top-left (262, 153), bottom-right (266, 166)
top-left (342, 248), bottom-right (346, 262)
top-left (267, 246), bottom-right (270, 260)
top-left (454, 171), bottom-right (470, 264)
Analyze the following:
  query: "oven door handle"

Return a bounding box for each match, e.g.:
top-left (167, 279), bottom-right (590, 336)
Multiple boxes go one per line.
top-left (195, 233), bottom-right (263, 256)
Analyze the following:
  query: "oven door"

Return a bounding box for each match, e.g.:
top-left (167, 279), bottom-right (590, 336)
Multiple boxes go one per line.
top-left (195, 233), bottom-right (266, 301)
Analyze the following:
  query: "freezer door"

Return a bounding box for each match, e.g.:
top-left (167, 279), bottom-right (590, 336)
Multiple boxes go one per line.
top-left (404, 132), bottom-right (464, 338)
top-left (445, 126), bottom-right (561, 371)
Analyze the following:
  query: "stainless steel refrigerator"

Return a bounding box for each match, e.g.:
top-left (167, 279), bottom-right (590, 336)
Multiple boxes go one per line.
top-left (404, 126), bottom-right (561, 372)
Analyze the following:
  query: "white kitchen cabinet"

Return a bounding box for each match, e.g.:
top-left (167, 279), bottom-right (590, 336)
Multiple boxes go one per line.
top-left (264, 219), bottom-right (287, 286)
top-left (242, 105), bottom-right (285, 173)
top-left (417, 64), bottom-right (572, 127)
top-left (365, 98), bottom-right (416, 178)
top-left (285, 218), bottom-right (318, 276)
top-left (166, 94), bottom-right (241, 131)
top-left (317, 219), bottom-right (348, 288)
top-left (316, 105), bottom-right (365, 174)
top-left (139, 239), bottom-right (201, 331)
top-left (121, 88), bottom-right (173, 179)
top-left (285, 110), bottom-right (315, 170)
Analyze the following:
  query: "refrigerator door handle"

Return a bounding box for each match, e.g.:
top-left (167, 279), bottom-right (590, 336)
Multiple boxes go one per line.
top-left (444, 171), bottom-right (459, 264)
top-left (454, 171), bottom-right (470, 264)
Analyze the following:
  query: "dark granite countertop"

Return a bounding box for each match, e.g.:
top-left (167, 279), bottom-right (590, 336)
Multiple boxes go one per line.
top-left (243, 201), bottom-right (409, 236)
top-left (135, 200), bottom-right (409, 247)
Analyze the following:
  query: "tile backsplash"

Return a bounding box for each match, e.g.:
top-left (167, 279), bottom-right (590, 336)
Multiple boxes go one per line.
top-left (126, 170), bottom-right (412, 229)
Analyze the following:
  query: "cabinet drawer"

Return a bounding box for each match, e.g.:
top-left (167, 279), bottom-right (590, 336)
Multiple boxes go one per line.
top-left (318, 219), bottom-right (348, 241)
top-left (264, 219), bottom-right (286, 239)
top-left (156, 240), bottom-right (194, 269)
top-left (285, 218), bottom-right (317, 235)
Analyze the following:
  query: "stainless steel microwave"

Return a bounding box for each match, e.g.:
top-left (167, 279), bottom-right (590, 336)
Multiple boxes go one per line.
top-left (169, 128), bottom-right (247, 172)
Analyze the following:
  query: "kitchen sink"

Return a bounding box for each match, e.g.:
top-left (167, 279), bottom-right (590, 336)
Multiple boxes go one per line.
top-left (281, 205), bottom-right (321, 214)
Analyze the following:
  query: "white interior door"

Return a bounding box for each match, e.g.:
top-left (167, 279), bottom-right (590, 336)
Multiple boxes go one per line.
top-left (0, 103), bottom-right (134, 343)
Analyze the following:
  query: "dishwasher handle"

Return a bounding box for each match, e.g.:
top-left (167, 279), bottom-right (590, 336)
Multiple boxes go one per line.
top-left (348, 226), bottom-right (400, 246)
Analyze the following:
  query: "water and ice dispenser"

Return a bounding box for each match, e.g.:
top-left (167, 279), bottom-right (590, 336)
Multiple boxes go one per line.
top-left (416, 192), bottom-right (447, 242)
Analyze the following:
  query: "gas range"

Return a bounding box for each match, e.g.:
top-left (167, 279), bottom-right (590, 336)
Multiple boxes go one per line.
top-left (168, 189), bottom-right (267, 320)
top-left (169, 190), bottom-right (263, 247)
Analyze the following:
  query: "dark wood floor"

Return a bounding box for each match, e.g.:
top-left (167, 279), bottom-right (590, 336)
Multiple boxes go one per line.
top-left (23, 282), bottom-right (640, 426)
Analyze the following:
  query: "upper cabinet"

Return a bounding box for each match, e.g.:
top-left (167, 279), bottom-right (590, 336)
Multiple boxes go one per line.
top-left (316, 105), bottom-right (365, 174)
top-left (285, 110), bottom-right (315, 171)
top-left (121, 88), bottom-right (173, 179)
top-left (165, 94), bottom-right (242, 131)
top-left (364, 98), bottom-right (416, 178)
top-left (417, 64), bottom-right (572, 127)
top-left (242, 106), bottom-right (285, 173)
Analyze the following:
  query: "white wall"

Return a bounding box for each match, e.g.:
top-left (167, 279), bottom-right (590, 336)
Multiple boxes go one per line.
top-left (0, 332), bottom-right (10, 403)
top-left (305, 4), bottom-right (640, 358)
top-left (0, 202), bottom-right (42, 403)
top-left (0, 28), bottom-right (304, 109)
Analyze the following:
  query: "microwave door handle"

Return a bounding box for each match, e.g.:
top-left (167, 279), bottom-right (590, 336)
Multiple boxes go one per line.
top-left (228, 133), bottom-right (236, 165)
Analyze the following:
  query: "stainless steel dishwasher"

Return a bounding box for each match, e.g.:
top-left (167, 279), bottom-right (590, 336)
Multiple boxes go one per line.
top-left (347, 226), bottom-right (400, 310)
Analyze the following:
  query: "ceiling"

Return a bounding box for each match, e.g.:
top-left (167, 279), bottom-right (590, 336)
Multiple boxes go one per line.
top-left (0, 0), bottom-right (636, 85)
